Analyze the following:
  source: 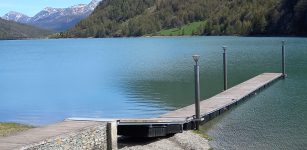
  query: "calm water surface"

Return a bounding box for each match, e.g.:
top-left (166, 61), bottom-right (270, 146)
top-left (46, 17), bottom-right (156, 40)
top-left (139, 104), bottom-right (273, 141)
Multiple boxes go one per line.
top-left (0, 36), bottom-right (306, 149)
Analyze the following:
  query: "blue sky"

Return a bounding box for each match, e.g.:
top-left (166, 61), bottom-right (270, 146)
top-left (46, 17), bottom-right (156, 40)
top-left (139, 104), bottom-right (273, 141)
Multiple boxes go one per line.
top-left (0, 0), bottom-right (92, 17)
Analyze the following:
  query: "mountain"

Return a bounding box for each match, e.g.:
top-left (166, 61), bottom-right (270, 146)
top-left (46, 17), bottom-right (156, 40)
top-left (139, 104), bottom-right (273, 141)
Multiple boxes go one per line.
top-left (60, 0), bottom-right (307, 38)
top-left (2, 11), bottom-right (30, 23)
top-left (0, 18), bottom-right (53, 40)
top-left (2, 0), bottom-right (102, 32)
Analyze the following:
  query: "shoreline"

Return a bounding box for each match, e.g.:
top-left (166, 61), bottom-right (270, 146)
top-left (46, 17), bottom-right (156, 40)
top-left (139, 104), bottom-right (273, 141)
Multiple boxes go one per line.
top-left (119, 131), bottom-right (211, 150)
top-left (0, 122), bottom-right (33, 137)
top-left (1, 35), bottom-right (307, 41)
top-left (0, 121), bottom-right (211, 149)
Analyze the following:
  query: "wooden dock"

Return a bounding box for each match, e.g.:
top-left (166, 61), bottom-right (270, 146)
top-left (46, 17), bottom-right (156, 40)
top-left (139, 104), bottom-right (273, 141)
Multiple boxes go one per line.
top-left (118, 73), bottom-right (283, 137)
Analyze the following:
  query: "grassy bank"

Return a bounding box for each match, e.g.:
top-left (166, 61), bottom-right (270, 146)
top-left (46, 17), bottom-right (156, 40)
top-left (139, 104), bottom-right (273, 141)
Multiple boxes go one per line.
top-left (0, 122), bottom-right (33, 137)
top-left (193, 129), bottom-right (213, 141)
top-left (156, 21), bottom-right (207, 36)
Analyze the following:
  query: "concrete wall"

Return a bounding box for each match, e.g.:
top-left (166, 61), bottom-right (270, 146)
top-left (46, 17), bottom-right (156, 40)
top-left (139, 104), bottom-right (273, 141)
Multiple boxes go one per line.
top-left (21, 122), bottom-right (117, 150)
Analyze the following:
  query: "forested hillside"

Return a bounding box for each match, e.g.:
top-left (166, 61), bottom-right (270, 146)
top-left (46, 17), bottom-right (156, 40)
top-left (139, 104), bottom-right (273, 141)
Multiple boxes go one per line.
top-left (267, 0), bottom-right (307, 36)
top-left (0, 18), bottom-right (53, 40)
top-left (59, 0), bottom-right (307, 38)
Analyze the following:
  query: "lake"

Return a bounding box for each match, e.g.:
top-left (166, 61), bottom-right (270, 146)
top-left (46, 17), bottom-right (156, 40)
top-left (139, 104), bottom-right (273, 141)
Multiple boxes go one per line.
top-left (0, 36), bottom-right (306, 149)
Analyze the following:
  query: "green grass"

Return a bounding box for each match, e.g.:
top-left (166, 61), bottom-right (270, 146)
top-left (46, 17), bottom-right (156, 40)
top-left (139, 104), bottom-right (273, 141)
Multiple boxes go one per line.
top-left (0, 123), bottom-right (33, 137)
top-left (157, 21), bottom-right (207, 36)
top-left (193, 129), bottom-right (213, 141)
top-left (192, 124), bottom-right (215, 141)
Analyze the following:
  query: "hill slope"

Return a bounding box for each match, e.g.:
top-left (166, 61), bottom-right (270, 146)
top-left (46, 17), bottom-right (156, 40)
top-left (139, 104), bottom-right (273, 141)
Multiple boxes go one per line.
top-left (0, 18), bottom-right (53, 40)
top-left (60, 0), bottom-right (307, 38)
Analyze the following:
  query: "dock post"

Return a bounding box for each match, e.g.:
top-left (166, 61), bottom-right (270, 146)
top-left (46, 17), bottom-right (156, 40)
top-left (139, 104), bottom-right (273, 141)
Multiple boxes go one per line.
top-left (282, 41), bottom-right (286, 78)
top-left (223, 46), bottom-right (228, 90)
top-left (193, 55), bottom-right (201, 130)
top-left (107, 121), bottom-right (118, 150)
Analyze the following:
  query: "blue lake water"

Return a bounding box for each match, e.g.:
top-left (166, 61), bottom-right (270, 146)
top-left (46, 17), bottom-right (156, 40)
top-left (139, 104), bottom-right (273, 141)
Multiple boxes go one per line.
top-left (0, 36), bottom-right (307, 149)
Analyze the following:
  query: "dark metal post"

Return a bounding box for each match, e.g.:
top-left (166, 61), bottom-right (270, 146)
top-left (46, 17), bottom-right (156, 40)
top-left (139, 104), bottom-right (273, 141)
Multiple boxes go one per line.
top-left (282, 41), bottom-right (286, 78)
top-left (223, 46), bottom-right (228, 91)
top-left (193, 55), bottom-right (201, 130)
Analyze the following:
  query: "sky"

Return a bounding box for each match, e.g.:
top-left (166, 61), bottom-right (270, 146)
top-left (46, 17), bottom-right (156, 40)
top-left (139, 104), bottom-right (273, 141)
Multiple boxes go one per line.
top-left (0, 0), bottom-right (92, 17)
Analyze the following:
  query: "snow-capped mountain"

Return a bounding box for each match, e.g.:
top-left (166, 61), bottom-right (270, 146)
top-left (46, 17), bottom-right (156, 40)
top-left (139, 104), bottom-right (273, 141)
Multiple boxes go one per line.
top-left (2, 0), bottom-right (103, 32)
top-left (2, 11), bottom-right (30, 23)
top-left (87, 0), bottom-right (102, 10)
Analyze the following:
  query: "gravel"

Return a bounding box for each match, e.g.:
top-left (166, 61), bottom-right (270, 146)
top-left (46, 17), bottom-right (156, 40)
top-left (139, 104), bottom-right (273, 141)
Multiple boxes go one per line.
top-left (119, 131), bottom-right (210, 150)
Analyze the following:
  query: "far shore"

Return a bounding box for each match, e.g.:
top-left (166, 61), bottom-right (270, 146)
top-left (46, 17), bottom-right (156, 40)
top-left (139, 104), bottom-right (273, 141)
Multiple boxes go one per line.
top-left (1, 34), bottom-right (307, 41)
